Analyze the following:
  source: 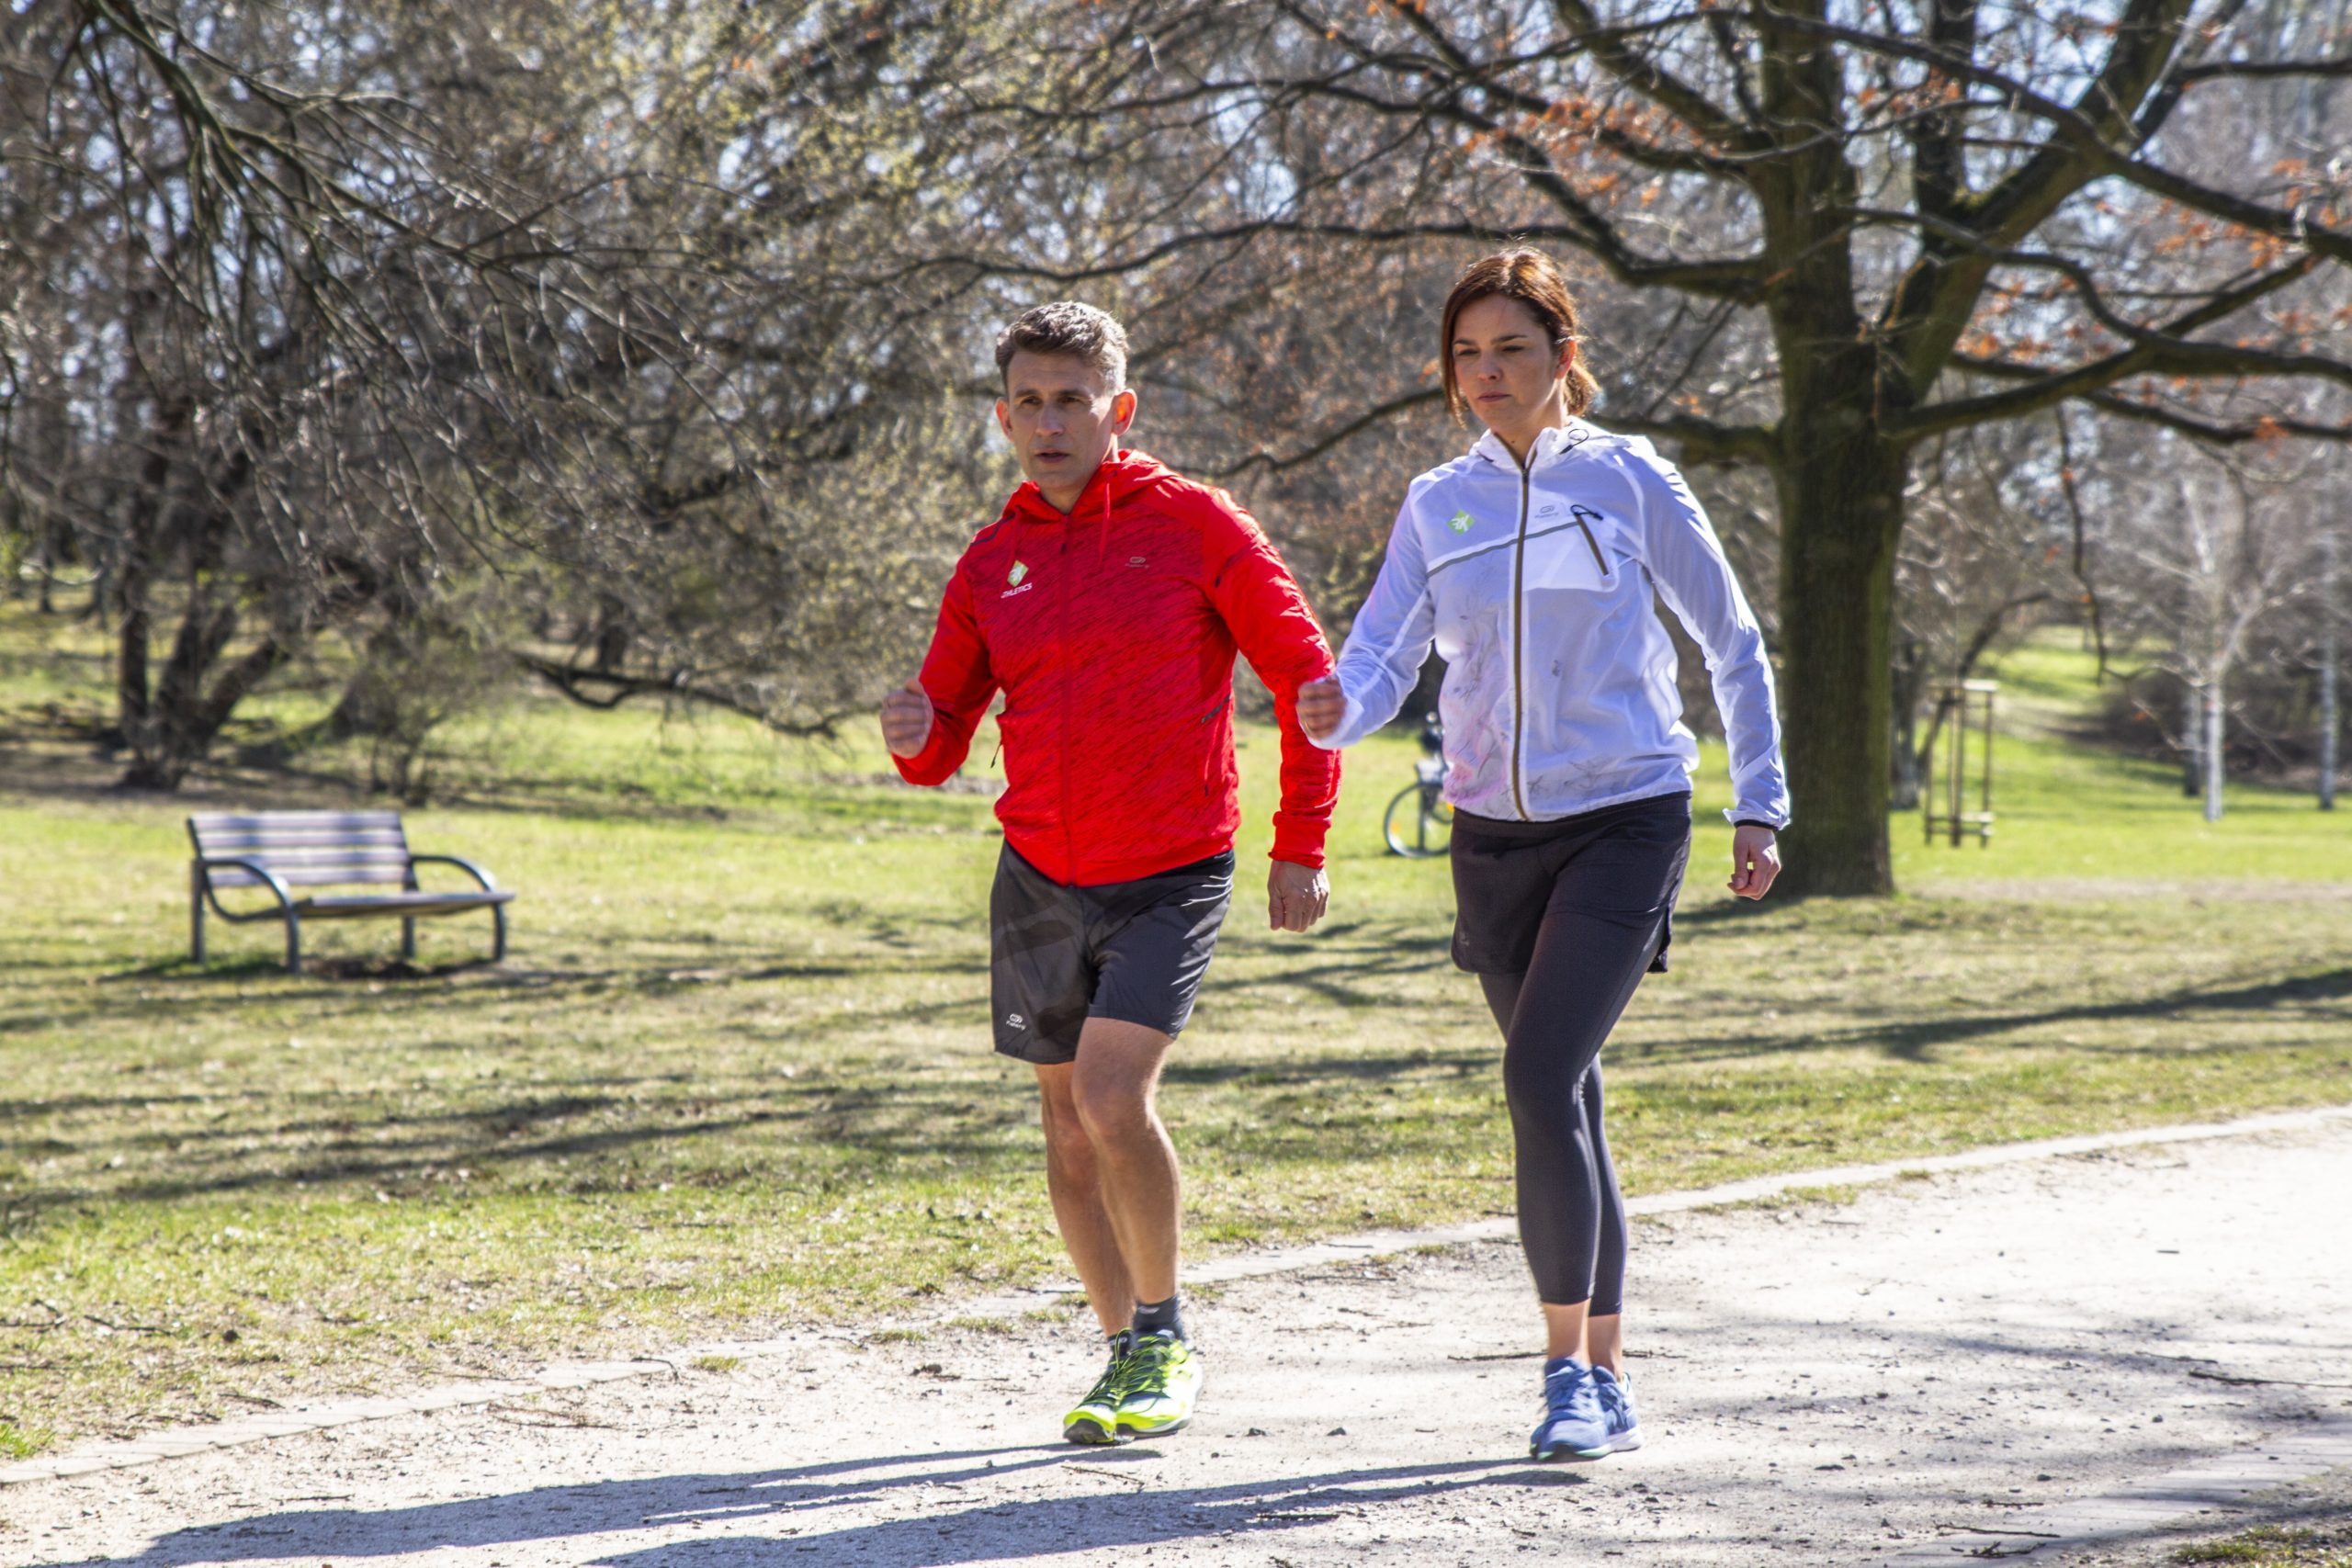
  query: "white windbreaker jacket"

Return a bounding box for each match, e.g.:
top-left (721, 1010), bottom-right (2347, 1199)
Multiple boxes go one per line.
top-left (1311, 419), bottom-right (1792, 828)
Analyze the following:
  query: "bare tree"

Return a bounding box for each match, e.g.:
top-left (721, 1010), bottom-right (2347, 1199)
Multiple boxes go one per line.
top-left (1891, 418), bottom-right (2068, 810)
top-left (888, 0), bottom-right (2352, 892)
top-left (2108, 441), bottom-right (2315, 819)
top-left (2, 0), bottom-right (1036, 784)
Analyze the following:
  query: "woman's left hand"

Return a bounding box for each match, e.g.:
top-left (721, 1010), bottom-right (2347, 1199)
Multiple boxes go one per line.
top-left (1728, 825), bottom-right (1781, 900)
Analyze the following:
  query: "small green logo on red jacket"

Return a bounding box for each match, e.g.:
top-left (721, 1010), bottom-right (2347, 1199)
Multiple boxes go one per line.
top-left (1008, 560), bottom-right (1029, 586)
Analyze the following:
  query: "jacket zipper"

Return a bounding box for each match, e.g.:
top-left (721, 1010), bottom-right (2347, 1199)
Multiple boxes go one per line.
top-left (1510, 451), bottom-right (1532, 819)
top-left (1570, 506), bottom-right (1609, 577)
top-left (1199, 694), bottom-right (1229, 795)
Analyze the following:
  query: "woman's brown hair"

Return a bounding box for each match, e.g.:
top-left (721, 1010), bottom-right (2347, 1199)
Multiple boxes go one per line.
top-left (1439, 248), bottom-right (1600, 424)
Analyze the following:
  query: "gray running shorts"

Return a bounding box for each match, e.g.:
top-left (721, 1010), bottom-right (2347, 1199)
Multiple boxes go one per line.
top-left (988, 843), bottom-right (1235, 1065)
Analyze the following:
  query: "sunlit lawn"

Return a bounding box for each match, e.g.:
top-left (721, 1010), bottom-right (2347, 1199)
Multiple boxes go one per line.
top-left (3, 609), bottom-right (2347, 1454)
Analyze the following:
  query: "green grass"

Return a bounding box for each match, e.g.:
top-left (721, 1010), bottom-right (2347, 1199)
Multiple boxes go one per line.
top-left (3, 608), bottom-right (2349, 1453)
top-left (2176, 1526), bottom-right (2352, 1565)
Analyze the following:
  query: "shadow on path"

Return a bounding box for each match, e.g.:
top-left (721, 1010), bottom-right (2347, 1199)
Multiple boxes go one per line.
top-left (38, 1448), bottom-right (1559, 1568)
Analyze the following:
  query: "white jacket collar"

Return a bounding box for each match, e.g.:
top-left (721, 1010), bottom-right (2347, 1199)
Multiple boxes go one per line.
top-left (1472, 418), bottom-right (1600, 472)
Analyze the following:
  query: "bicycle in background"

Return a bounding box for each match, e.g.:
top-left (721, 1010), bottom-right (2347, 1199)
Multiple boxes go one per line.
top-left (1382, 713), bottom-right (1453, 858)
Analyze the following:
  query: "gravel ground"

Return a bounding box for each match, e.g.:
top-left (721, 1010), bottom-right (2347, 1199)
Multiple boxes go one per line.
top-left (6, 1119), bottom-right (2347, 1567)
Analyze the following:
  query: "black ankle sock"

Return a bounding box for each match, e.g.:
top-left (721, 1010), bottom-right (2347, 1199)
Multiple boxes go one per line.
top-left (1132, 1293), bottom-right (1186, 1343)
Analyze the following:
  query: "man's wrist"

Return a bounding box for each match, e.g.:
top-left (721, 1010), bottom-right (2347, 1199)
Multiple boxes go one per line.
top-left (1733, 818), bottom-right (1784, 832)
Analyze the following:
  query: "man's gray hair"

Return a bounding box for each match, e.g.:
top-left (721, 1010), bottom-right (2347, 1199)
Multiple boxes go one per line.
top-left (995, 301), bottom-right (1129, 392)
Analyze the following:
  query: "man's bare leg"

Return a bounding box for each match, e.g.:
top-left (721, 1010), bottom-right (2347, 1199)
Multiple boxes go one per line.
top-left (1036, 1021), bottom-right (1193, 1442)
top-left (1035, 1061), bottom-right (1134, 1337)
top-left (1067, 1017), bottom-right (1181, 1307)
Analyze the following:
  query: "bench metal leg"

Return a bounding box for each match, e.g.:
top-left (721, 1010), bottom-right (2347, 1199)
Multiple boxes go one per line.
top-left (401, 917), bottom-right (416, 962)
top-left (190, 866), bottom-right (207, 965)
top-left (490, 903), bottom-right (508, 963)
top-left (284, 911), bottom-right (302, 976)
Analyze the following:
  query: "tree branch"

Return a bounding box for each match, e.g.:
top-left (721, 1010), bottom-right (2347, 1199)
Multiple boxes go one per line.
top-left (1736, 5), bottom-right (2352, 274)
top-left (2075, 390), bottom-right (2352, 445)
top-left (1544, 0), bottom-right (1765, 154)
top-left (1210, 387), bottom-right (1445, 480)
top-left (513, 653), bottom-right (846, 738)
top-left (2176, 53), bottom-right (2352, 82)
top-left (894, 215), bottom-right (1769, 299)
top-left (1891, 253), bottom-right (2344, 439)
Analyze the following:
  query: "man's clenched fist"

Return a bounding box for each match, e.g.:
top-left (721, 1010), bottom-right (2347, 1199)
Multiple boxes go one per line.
top-left (880, 678), bottom-right (933, 759)
top-left (1296, 675), bottom-right (1344, 742)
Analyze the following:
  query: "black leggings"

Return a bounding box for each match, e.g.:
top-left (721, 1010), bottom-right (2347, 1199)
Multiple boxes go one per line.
top-left (1453, 798), bottom-right (1690, 1313)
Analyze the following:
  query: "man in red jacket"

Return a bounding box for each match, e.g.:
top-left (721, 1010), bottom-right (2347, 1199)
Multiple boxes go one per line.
top-left (880, 301), bottom-right (1340, 1445)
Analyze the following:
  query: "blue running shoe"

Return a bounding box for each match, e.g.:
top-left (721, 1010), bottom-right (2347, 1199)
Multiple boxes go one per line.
top-left (1531, 1356), bottom-right (1611, 1461)
top-left (1593, 1364), bottom-right (1642, 1452)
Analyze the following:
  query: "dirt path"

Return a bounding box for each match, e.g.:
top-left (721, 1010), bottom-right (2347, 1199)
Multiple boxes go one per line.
top-left (7, 1117), bottom-right (2349, 1566)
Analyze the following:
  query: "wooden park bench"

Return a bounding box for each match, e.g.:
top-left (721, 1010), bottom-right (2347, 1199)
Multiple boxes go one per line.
top-left (187, 810), bottom-right (514, 974)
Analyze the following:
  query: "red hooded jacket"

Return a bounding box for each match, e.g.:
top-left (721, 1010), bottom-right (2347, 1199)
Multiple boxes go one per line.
top-left (895, 449), bottom-right (1340, 886)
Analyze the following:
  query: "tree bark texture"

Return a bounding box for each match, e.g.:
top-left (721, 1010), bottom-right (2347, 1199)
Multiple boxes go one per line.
top-left (1774, 423), bottom-right (1910, 896)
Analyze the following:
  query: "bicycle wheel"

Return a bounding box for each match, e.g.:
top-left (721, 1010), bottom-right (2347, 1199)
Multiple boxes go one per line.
top-left (1385, 783), bottom-right (1449, 858)
top-left (1420, 791), bottom-right (1454, 856)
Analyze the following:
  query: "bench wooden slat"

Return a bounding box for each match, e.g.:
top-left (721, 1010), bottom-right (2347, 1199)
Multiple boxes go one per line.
top-left (192, 818), bottom-right (406, 840)
top-left (200, 843), bottom-right (411, 860)
top-left (195, 835), bottom-right (410, 858)
top-left (189, 810), bottom-right (403, 829)
top-left (209, 863), bottom-right (413, 888)
top-left (192, 819), bottom-right (408, 838)
top-left (192, 827), bottom-right (409, 851)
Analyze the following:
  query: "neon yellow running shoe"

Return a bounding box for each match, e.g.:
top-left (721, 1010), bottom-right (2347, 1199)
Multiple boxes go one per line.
top-left (1114, 1331), bottom-right (1203, 1438)
top-left (1062, 1330), bottom-right (1135, 1446)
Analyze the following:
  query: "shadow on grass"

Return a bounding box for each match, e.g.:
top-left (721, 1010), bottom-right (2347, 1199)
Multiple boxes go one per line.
top-left (33, 1450), bottom-right (1553, 1568)
top-left (0, 953), bottom-right (944, 1042)
top-left (3, 1077), bottom-right (1041, 1214)
top-left (1802, 965), bottom-right (2352, 1065)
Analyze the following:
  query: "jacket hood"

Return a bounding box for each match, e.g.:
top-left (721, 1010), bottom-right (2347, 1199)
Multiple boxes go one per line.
top-left (1003, 447), bottom-right (1175, 527)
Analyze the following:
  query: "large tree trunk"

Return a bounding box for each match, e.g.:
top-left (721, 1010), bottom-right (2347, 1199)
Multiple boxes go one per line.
top-left (112, 443), bottom-right (174, 780)
top-left (1750, 21), bottom-right (1908, 897)
top-left (120, 598), bottom-right (291, 790)
top-left (1773, 427), bottom-right (1908, 897)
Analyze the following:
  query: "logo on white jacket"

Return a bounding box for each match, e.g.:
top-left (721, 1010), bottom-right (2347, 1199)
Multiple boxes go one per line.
top-left (1446, 509), bottom-right (1475, 534)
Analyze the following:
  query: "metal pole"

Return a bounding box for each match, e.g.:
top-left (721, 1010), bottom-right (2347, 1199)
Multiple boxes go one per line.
top-left (1979, 688), bottom-right (1995, 846)
top-left (2182, 666), bottom-right (2202, 796)
top-left (1950, 691), bottom-right (1966, 847)
top-left (2323, 525), bottom-right (2338, 811)
top-left (2204, 674), bottom-right (2225, 824)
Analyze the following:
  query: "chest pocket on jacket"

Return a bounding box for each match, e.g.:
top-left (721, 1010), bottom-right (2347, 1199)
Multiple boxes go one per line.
top-left (1521, 505), bottom-right (1620, 593)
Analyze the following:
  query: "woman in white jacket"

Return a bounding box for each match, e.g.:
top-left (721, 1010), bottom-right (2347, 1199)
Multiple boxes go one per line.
top-left (1299, 249), bottom-right (1790, 1462)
